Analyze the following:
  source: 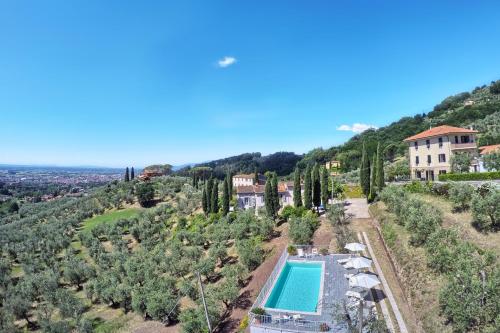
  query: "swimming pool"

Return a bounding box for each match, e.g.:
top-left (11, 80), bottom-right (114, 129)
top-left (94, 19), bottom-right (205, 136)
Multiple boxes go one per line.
top-left (265, 261), bottom-right (323, 313)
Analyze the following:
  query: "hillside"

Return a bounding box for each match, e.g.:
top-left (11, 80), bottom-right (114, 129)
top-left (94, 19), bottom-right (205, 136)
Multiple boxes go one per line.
top-left (298, 80), bottom-right (500, 172)
top-left (175, 151), bottom-right (302, 178)
top-left (173, 80), bottom-right (500, 178)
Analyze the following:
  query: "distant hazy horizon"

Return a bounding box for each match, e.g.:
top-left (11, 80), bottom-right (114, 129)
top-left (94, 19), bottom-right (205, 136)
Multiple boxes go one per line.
top-left (2, 1), bottom-right (500, 167)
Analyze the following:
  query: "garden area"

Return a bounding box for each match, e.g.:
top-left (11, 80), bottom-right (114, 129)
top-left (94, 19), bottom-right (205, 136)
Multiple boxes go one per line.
top-left (370, 181), bottom-right (500, 333)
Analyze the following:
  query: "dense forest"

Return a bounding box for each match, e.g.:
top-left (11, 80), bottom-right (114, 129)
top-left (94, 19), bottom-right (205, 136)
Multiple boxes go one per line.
top-left (175, 151), bottom-right (302, 178)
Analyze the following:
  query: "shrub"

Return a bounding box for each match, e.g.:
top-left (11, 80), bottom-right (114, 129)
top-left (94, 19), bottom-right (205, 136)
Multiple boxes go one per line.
top-left (319, 247), bottom-right (329, 255)
top-left (238, 315), bottom-right (249, 331)
top-left (280, 205), bottom-right (307, 220)
top-left (381, 222), bottom-right (397, 249)
top-left (439, 255), bottom-right (499, 332)
top-left (288, 213), bottom-right (319, 244)
top-left (379, 185), bottom-right (407, 219)
top-left (404, 180), bottom-right (432, 193)
top-left (439, 171), bottom-right (500, 181)
top-left (402, 198), bottom-right (442, 246)
top-left (287, 245), bottom-right (297, 255)
top-left (471, 188), bottom-right (500, 231)
top-left (236, 238), bottom-right (264, 270)
top-left (448, 182), bottom-right (474, 211)
top-left (251, 307), bottom-right (266, 316)
top-left (424, 229), bottom-right (460, 273)
top-left (431, 182), bottom-right (449, 196)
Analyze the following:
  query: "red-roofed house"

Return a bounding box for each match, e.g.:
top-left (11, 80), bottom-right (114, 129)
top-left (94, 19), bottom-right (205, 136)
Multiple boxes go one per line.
top-left (404, 125), bottom-right (479, 180)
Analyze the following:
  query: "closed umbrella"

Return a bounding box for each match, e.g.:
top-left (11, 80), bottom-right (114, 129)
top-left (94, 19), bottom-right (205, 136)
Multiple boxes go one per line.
top-left (345, 242), bottom-right (366, 252)
top-left (344, 256), bottom-right (373, 270)
top-left (349, 273), bottom-right (381, 289)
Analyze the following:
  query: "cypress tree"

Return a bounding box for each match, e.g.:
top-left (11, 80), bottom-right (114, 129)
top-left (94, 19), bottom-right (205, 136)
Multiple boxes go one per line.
top-left (222, 176), bottom-right (230, 216)
top-left (202, 187), bottom-right (208, 214)
top-left (368, 154), bottom-right (377, 202)
top-left (321, 167), bottom-right (329, 207)
top-left (264, 177), bottom-right (274, 218)
top-left (254, 168), bottom-right (259, 185)
top-left (293, 168), bottom-right (302, 207)
top-left (303, 165), bottom-right (312, 209)
top-left (271, 173), bottom-right (279, 216)
top-left (312, 163), bottom-right (321, 209)
top-left (124, 167), bottom-right (130, 182)
top-left (360, 142), bottom-right (371, 196)
top-left (376, 143), bottom-right (385, 192)
top-left (130, 167), bottom-right (135, 180)
top-left (227, 171), bottom-right (233, 198)
top-left (206, 177), bottom-right (213, 213)
top-left (211, 180), bottom-right (218, 214)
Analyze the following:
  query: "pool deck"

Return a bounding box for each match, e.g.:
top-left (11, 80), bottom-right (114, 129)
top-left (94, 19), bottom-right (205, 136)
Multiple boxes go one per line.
top-left (252, 253), bottom-right (360, 332)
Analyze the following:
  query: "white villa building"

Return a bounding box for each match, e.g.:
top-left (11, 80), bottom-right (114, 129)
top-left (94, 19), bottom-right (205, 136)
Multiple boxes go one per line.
top-left (232, 173), bottom-right (267, 187)
top-left (236, 181), bottom-right (302, 210)
top-left (404, 125), bottom-right (480, 180)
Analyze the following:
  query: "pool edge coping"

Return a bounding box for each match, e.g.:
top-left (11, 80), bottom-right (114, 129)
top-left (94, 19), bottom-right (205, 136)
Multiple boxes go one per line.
top-left (262, 259), bottom-right (326, 316)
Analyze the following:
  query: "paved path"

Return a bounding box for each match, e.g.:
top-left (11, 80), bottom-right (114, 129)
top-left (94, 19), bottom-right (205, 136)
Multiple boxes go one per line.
top-left (363, 232), bottom-right (408, 333)
top-left (344, 198), bottom-right (371, 219)
top-left (357, 233), bottom-right (395, 333)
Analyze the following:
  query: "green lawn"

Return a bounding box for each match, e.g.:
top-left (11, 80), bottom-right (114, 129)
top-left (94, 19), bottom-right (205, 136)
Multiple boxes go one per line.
top-left (343, 184), bottom-right (364, 198)
top-left (81, 208), bottom-right (140, 233)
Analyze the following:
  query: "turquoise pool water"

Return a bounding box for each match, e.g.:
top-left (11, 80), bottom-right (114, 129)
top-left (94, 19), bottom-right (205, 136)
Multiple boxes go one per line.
top-left (265, 261), bottom-right (323, 312)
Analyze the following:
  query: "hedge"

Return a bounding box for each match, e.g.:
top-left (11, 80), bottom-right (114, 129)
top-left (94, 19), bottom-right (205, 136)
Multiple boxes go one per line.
top-left (438, 171), bottom-right (500, 181)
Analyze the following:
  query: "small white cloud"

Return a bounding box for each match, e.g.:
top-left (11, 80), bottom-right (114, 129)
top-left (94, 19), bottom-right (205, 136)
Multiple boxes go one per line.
top-left (217, 56), bottom-right (237, 68)
top-left (337, 123), bottom-right (378, 134)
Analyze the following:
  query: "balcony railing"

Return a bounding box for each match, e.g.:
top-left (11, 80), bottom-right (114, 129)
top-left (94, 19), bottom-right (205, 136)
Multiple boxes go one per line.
top-left (450, 142), bottom-right (477, 150)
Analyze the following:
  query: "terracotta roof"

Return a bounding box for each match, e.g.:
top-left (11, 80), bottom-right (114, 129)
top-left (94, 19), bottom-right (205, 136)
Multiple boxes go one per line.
top-left (236, 185), bottom-right (265, 194)
top-left (233, 174), bottom-right (254, 179)
top-left (403, 125), bottom-right (478, 142)
top-left (479, 144), bottom-right (500, 155)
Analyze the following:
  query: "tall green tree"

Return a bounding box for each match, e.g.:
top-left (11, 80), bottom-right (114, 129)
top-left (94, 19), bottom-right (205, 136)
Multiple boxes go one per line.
top-left (368, 153), bottom-right (377, 202)
top-left (130, 167), bottom-right (135, 180)
top-left (360, 142), bottom-right (370, 196)
top-left (303, 164), bottom-right (313, 209)
top-left (124, 167), bottom-right (130, 182)
top-left (202, 187), bottom-right (208, 214)
top-left (312, 163), bottom-right (321, 209)
top-left (206, 177), bottom-right (214, 213)
top-left (227, 171), bottom-right (233, 198)
top-left (222, 175), bottom-right (230, 216)
top-left (254, 168), bottom-right (259, 184)
top-left (293, 168), bottom-right (302, 207)
top-left (271, 173), bottom-right (279, 216)
top-left (211, 180), bottom-right (219, 214)
top-left (321, 167), bottom-right (329, 207)
top-left (264, 177), bottom-right (274, 218)
top-left (375, 143), bottom-right (385, 192)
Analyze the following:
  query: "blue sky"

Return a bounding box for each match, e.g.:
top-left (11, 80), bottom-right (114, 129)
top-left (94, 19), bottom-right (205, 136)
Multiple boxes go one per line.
top-left (1, 1), bottom-right (500, 167)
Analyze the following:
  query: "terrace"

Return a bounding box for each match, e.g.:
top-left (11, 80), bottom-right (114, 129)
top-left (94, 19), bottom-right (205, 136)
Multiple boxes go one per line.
top-left (249, 245), bottom-right (378, 333)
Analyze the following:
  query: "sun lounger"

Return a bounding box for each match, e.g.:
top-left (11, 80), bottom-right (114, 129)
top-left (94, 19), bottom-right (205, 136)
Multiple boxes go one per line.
top-left (297, 248), bottom-right (305, 258)
top-left (311, 248), bottom-right (318, 256)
